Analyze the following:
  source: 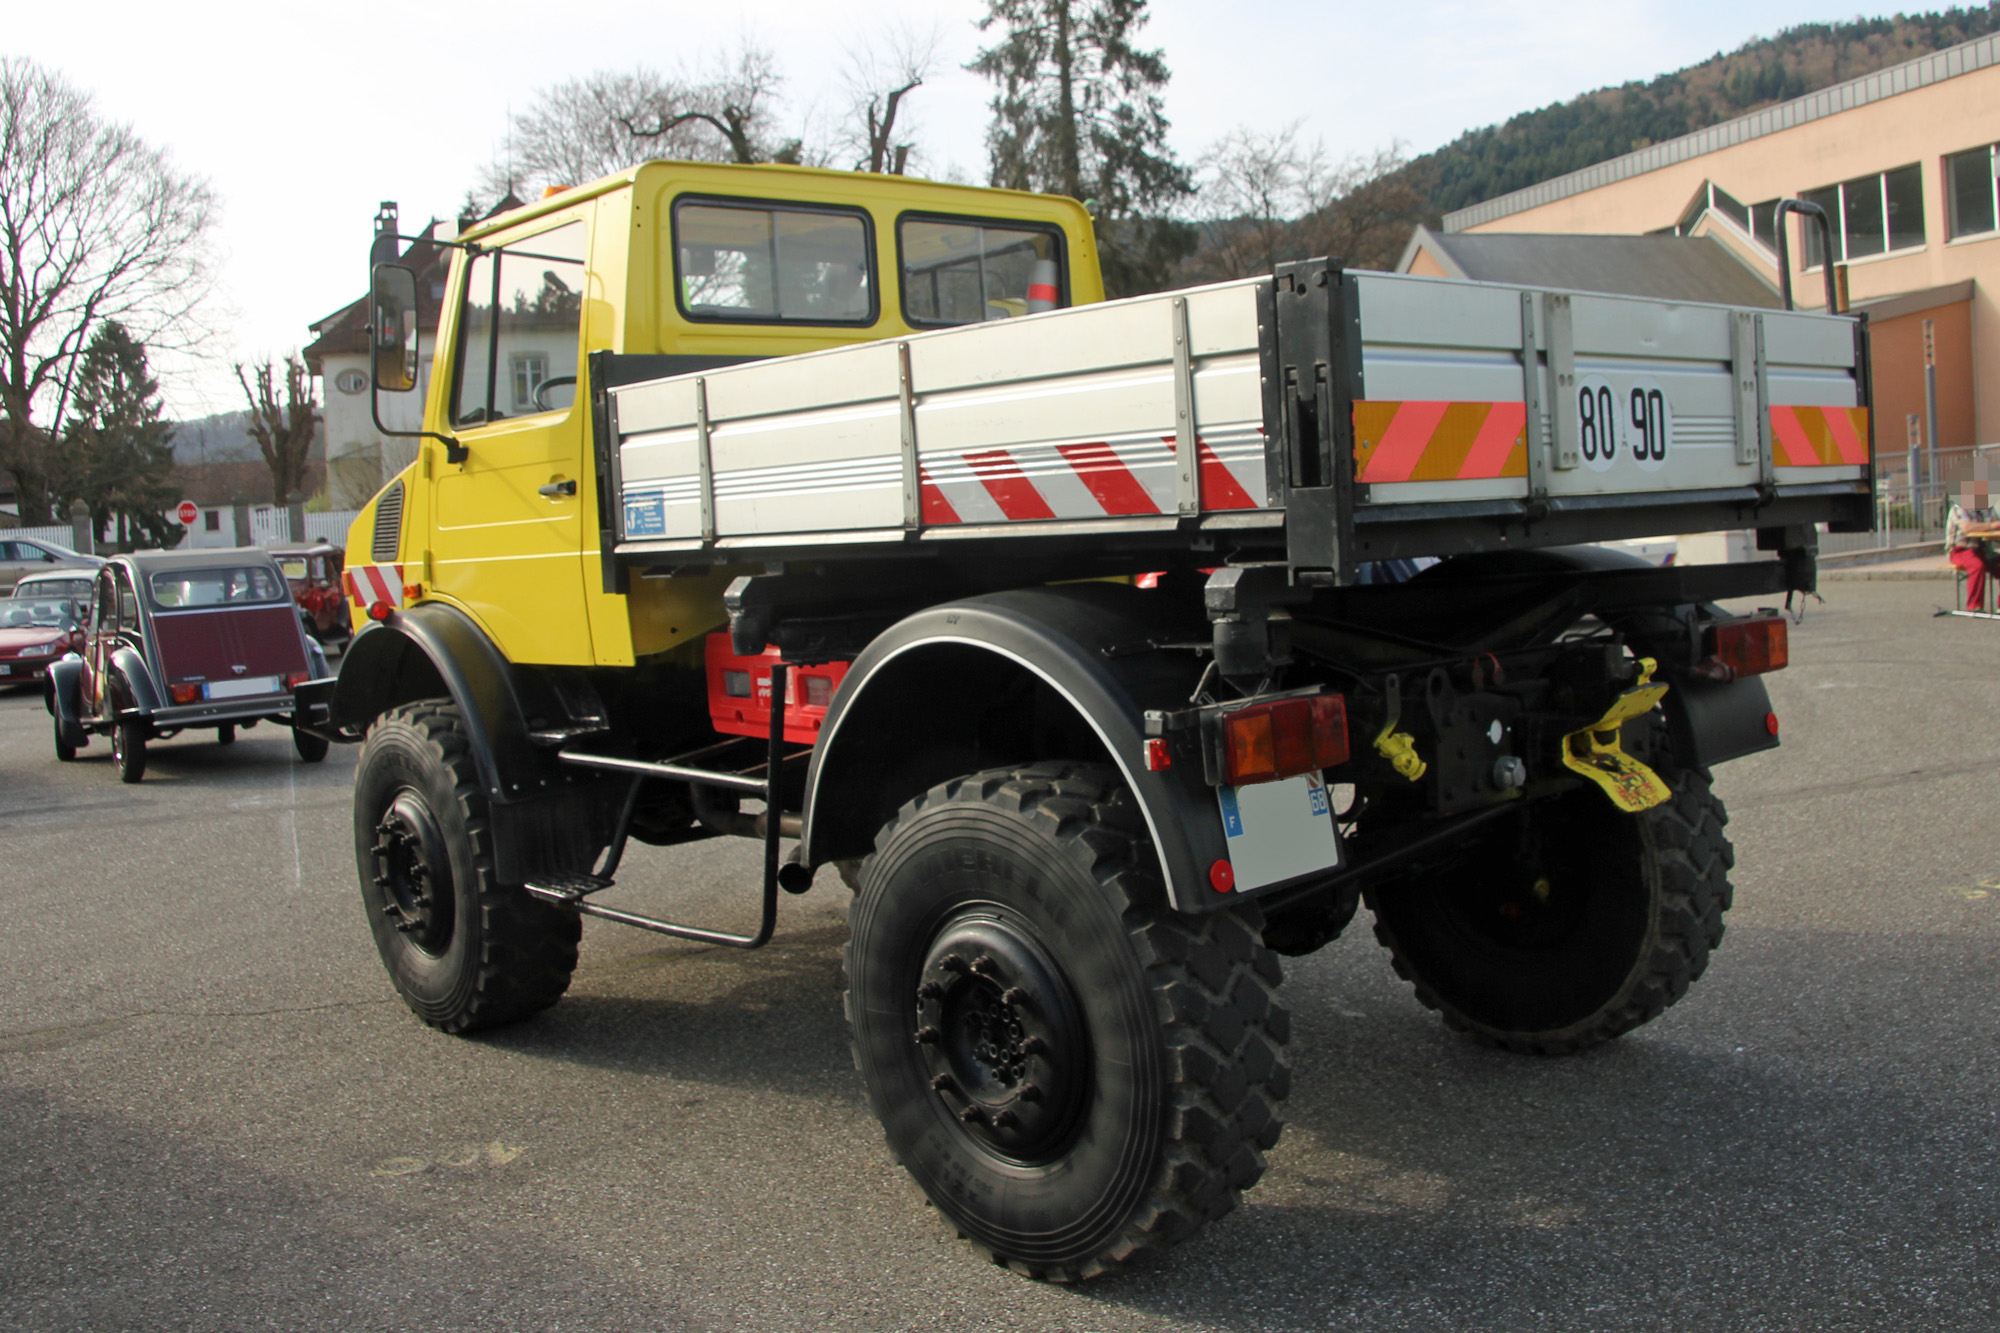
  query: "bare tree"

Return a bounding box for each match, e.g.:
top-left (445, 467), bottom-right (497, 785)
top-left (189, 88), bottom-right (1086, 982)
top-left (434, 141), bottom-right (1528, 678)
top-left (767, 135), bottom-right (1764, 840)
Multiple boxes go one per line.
top-left (235, 356), bottom-right (318, 506)
top-left (476, 46), bottom-right (800, 206)
top-left (837, 25), bottom-right (941, 175)
top-left (1295, 145), bottom-right (1436, 273)
top-left (1186, 123), bottom-right (1335, 282)
top-left (0, 57), bottom-right (213, 523)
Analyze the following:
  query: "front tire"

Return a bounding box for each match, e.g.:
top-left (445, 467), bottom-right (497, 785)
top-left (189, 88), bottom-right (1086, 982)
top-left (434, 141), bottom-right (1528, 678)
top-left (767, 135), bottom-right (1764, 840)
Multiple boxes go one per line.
top-left (845, 764), bottom-right (1290, 1281)
top-left (53, 712), bottom-right (75, 762)
top-left (1365, 767), bottom-right (1733, 1054)
top-left (354, 700), bottom-right (579, 1033)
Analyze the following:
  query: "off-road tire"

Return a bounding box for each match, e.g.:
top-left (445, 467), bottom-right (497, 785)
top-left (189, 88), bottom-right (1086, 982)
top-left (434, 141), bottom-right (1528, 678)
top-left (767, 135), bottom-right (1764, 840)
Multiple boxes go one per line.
top-left (354, 699), bottom-right (580, 1033)
top-left (1365, 767), bottom-right (1733, 1055)
top-left (112, 717), bottom-right (146, 783)
top-left (293, 727), bottom-right (329, 763)
top-left (845, 763), bottom-right (1290, 1281)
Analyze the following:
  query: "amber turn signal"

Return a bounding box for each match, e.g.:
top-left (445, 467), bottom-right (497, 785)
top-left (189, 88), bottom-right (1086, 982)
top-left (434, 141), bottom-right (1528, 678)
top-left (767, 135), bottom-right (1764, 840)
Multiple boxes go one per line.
top-left (1707, 616), bottom-right (1788, 677)
top-left (1220, 693), bottom-right (1349, 787)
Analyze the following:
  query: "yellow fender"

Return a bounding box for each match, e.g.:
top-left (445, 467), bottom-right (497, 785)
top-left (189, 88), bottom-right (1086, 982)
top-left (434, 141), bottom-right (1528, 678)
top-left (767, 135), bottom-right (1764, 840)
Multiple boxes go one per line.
top-left (1560, 657), bottom-right (1672, 813)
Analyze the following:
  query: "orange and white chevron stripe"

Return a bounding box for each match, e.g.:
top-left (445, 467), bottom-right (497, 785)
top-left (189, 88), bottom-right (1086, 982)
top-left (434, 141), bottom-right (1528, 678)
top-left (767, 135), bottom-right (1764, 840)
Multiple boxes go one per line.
top-left (1770, 405), bottom-right (1869, 467)
top-left (1352, 401), bottom-right (1528, 484)
top-left (344, 563), bottom-right (405, 609)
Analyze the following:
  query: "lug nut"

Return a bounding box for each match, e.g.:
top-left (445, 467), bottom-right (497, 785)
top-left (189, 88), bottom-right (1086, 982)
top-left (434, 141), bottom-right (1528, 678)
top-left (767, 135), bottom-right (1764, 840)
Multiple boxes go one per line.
top-left (930, 1073), bottom-right (954, 1091)
top-left (1018, 1082), bottom-right (1042, 1102)
top-left (994, 1110), bottom-right (1019, 1129)
top-left (1001, 987), bottom-right (1028, 1006)
top-left (913, 1026), bottom-right (941, 1045)
top-left (970, 955), bottom-right (998, 977)
top-left (958, 1106), bottom-right (985, 1124)
top-left (1021, 1036), bottom-right (1048, 1056)
top-left (916, 981), bottom-right (944, 1000)
top-left (940, 954), bottom-right (967, 974)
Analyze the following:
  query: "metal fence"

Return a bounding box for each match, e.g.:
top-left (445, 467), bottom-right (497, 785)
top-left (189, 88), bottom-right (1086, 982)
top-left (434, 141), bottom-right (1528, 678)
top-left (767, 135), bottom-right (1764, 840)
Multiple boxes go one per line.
top-left (1818, 445), bottom-right (1994, 557)
top-left (5, 510), bottom-right (360, 555)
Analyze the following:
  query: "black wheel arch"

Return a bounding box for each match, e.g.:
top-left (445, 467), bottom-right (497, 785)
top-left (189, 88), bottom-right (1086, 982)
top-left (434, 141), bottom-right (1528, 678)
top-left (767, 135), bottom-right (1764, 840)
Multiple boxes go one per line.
top-left (802, 584), bottom-right (1239, 914)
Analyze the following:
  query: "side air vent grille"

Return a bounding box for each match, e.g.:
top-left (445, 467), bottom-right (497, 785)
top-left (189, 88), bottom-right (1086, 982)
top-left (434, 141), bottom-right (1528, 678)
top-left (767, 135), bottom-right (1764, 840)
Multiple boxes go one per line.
top-left (371, 480), bottom-right (405, 562)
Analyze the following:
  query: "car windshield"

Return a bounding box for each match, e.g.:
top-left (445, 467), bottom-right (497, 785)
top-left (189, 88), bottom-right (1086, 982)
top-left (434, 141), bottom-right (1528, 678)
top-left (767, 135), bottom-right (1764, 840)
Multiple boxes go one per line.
top-left (13, 577), bottom-right (92, 599)
top-left (150, 565), bottom-right (287, 607)
top-left (0, 599), bottom-right (78, 629)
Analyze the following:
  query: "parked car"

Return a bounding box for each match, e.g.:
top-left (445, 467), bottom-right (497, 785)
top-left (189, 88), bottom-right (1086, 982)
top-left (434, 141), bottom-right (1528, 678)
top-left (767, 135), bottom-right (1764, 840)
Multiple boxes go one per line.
top-left (270, 542), bottom-right (352, 645)
top-left (11, 570), bottom-right (97, 602)
top-left (47, 549), bottom-right (334, 782)
top-left (0, 596), bottom-right (85, 686)
top-left (0, 536), bottom-right (103, 594)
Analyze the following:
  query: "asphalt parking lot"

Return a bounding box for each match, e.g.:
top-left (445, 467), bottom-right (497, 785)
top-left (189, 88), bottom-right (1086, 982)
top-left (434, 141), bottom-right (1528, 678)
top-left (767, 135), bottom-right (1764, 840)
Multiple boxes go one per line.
top-left (1, 578), bottom-right (1996, 1332)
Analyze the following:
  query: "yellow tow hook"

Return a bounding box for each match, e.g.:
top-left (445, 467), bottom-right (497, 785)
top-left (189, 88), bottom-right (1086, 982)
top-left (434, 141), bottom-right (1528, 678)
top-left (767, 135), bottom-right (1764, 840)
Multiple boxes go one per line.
top-left (1559, 657), bottom-right (1672, 813)
top-left (1372, 672), bottom-right (1427, 782)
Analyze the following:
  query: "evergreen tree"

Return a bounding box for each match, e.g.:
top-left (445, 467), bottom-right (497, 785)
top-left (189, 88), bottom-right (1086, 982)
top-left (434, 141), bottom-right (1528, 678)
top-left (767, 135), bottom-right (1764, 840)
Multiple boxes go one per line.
top-left (971, 0), bottom-right (1194, 296)
top-left (54, 321), bottom-right (179, 548)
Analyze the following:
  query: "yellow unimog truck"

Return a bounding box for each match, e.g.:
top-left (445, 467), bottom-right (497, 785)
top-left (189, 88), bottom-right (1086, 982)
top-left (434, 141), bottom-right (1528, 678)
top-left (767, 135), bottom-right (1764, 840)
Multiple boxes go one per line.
top-left (313, 162), bottom-right (1869, 1280)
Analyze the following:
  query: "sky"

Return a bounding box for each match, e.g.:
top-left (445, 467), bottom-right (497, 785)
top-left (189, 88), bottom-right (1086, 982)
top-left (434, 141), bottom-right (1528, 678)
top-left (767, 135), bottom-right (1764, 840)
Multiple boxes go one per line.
top-left (7, 0), bottom-right (1856, 420)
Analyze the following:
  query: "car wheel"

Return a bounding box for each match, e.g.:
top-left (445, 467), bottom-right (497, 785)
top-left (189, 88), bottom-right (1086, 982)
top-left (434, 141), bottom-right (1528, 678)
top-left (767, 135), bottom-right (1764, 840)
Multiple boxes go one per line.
top-left (53, 712), bottom-right (75, 762)
top-left (112, 717), bottom-right (147, 783)
top-left (294, 727), bottom-right (329, 763)
top-left (218, 724), bottom-right (236, 745)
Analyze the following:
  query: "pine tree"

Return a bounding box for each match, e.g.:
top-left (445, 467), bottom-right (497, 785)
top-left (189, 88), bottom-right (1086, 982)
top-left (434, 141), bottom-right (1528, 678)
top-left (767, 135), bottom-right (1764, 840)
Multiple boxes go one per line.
top-left (54, 321), bottom-right (179, 547)
top-left (970, 0), bottom-right (1194, 296)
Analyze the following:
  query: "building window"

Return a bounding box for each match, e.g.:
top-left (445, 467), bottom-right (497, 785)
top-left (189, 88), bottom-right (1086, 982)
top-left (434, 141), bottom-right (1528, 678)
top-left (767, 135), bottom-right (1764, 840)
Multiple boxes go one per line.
top-left (1801, 164), bottom-right (1926, 267)
top-left (510, 354), bottom-right (548, 411)
top-left (203, 511), bottom-right (220, 532)
top-left (1947, 143), bottom-right (1998, 240)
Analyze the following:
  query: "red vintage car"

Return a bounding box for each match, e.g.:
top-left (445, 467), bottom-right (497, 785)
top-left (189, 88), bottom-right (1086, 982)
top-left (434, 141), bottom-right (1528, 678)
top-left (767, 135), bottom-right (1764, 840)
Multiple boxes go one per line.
top-left (271, 541), bottom-right (353, 645)
top-left (0, 596), bottom-right (85, 685)
top-left (46, 549), bottom-right (334, 782)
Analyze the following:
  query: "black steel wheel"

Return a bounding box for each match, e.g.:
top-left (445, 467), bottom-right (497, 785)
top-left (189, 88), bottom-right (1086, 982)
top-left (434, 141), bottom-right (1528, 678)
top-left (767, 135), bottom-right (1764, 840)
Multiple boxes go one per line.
top-left (845, 764), bottom-right (1290, 1281)
top-left (293, 726), bottom-right (329, 763)
top-left (1365, 767), bottom-right (1733, 1054)
top-left (111, 717), bottom-right (146, 784)
top-left (354, 699), bottom-right (579, 1033)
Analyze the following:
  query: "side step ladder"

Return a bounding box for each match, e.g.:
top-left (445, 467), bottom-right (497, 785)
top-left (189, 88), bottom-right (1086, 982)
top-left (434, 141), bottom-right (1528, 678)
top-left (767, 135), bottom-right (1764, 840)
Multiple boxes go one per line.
top-left (523, 664), bottom-right (796, 949)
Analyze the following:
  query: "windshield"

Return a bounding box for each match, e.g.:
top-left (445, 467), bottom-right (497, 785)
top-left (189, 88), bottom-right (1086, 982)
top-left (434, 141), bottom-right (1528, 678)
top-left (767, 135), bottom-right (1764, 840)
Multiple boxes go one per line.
top-left (13, 576), bottom-right (92, 600)
top-left (150, 565), bottom-right (287, 607)
top-left (0, 599), bottom-right (80, 629)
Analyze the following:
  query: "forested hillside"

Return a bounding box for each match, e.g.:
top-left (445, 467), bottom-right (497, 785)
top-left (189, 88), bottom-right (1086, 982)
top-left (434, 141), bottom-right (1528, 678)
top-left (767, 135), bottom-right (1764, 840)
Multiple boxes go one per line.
top-left (1417, 5), bottom-right (2000, 216)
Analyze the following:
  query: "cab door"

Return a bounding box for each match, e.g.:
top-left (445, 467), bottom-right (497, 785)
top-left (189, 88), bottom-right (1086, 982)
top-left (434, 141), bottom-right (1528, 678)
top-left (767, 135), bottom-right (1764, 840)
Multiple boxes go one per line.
top-left (431, 215), bottom-right (594, 665)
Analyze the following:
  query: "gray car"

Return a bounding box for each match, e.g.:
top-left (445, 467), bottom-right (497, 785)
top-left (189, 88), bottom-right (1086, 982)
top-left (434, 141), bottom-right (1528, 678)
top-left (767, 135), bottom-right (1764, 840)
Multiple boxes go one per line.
top-left (11, 569), bottom-right (97, 601)
top-left (0, 537), bottom-right (103, 594)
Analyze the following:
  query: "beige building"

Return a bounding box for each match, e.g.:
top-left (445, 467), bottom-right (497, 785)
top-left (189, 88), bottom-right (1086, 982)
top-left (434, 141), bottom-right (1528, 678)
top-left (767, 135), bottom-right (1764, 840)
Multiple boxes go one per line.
top-left (1407, 33), bottom-right (2000, 481)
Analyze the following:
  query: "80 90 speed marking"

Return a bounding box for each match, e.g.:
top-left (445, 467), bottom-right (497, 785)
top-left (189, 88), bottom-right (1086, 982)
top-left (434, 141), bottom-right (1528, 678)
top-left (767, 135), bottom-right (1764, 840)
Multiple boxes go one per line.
top-left (1576, 375), bottom-right (1673, 474)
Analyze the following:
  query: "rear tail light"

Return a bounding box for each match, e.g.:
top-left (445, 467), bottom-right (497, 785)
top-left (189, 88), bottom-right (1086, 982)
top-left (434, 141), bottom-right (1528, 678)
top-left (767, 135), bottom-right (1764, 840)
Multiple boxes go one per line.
top-left (285, 672), bottom-right (309, 690)
top-left (368, 600), bottom-right (394, 622)
top-left (1707, 615), bottom-right (1788, 677)
top-left (1220, 693), bottom-right (1349, 787)
top-left (169, 682), bottom-right (201, 704)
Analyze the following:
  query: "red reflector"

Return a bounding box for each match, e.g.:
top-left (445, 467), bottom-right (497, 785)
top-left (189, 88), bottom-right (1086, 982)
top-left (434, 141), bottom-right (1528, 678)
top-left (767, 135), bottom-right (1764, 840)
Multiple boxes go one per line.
top-left (169, 682), bottom-right (201, 704)
top-left (1710, 616), bottom-right (1788, 677)
top-left (1209, 860), bottom-right (1235, 893)
top-left (1144, 738), bottom-right (1173, 771)
top-left (1221, 693), bottom-right (1350, 786)
top-left (285, 672), bottom-right (309, 690)
top-left (368, 600), bottom-right (394, 622)
top-left (1766, 711), bottom-right (1780, 736)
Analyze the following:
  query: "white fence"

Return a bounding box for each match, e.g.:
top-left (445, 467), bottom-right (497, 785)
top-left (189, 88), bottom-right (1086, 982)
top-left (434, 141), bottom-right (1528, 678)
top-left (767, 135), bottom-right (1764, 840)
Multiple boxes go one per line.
top-left (6, 510), bottom-right (360, 554)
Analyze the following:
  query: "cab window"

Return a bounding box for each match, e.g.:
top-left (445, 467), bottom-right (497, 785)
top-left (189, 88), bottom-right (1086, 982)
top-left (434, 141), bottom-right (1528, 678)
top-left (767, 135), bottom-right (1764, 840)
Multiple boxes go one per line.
top-left (114, 568), bottom-right (140, 633)
top-left (451, 221), bottom-right (587, 427)
top-left (673, 198), bottom-right (873, 325)
top-left (899, 215), bottom-right (1065, 326)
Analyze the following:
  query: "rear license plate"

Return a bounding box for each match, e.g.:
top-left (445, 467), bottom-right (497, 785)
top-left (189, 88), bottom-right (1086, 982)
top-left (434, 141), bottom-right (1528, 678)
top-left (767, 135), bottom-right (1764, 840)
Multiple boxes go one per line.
top-left (0, 664), bottom-right (11, 676)
top-left (203, 676), bottom-right (280, 700)
top-left (1215, 771), bottom-right (1342, 892)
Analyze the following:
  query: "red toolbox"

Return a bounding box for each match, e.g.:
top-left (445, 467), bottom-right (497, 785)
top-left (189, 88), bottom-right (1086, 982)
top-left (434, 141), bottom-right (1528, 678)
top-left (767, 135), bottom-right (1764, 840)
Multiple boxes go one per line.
top-left (705, 634), bottom-right (851, 745)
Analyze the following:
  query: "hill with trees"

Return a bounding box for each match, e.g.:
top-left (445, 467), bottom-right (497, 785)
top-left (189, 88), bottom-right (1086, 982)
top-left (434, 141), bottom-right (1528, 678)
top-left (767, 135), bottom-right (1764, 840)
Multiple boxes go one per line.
top-left (1414, 5), bottom-right (2000, 218)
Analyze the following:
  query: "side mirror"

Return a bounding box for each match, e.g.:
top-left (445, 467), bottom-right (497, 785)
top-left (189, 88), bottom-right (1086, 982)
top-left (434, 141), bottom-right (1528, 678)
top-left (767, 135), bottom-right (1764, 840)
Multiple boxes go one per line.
top-left (371, 263), bottom-right (419, 393)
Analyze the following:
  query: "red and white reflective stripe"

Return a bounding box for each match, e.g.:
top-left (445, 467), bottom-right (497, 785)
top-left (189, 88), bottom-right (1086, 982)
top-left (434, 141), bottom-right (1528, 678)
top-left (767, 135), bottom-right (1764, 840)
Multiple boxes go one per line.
top-left (919, 430), bottom-right (1265, 525)
top-left (344, 563), bottom-right (405, 608)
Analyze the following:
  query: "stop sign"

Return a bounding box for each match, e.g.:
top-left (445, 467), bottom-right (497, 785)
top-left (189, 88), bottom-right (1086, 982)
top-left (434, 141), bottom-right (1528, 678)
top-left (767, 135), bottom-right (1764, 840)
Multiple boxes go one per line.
top-left (176, 499), bottom-right (199, 526)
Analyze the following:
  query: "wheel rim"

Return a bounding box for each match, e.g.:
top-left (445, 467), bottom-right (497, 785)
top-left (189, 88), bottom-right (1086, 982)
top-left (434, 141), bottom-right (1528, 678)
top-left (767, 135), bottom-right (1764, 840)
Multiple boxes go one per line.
top-left (112, 725), bottom-right (127, 768)
top-left (913, 909), bottom-right (1090, 1164)
top-left (370, 788), bottom-right (456, 955)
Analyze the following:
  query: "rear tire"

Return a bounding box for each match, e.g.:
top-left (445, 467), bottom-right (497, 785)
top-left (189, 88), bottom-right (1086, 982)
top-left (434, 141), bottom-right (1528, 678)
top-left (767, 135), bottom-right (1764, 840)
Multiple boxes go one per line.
top-left (845, 763), bottom-right (1290, 1281)
top-left (1365, 767), bottom-right (1733, 1054)
top-left (354, 699), bottom-right (579, 1033)
top-left (218, 724), bottom-right (236, 745)
top-left (293, 727), bottom-right (329, 763)
top-left (112, 717), bottom-right (146, 783)
top-left (53, 713), bottom-right (75, 762)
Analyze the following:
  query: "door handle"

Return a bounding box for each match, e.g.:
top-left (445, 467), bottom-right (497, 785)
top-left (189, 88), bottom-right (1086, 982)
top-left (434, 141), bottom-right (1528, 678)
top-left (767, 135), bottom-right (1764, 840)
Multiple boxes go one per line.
top-left (538, 479), bottom-right (577, 498)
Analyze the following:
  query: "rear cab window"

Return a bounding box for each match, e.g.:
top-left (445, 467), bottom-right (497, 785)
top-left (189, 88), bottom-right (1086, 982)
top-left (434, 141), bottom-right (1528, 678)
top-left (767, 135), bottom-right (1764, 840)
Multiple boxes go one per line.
top-left (898, 214), bottom-right (1066, 326)
top-left (149, 566), bottom-right (287, 608)
top-left (673, 197), bottom-right (875, 325)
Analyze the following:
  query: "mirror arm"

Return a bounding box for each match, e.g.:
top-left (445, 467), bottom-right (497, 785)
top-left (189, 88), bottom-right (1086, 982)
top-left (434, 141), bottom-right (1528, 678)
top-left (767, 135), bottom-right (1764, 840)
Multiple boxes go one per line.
top-left (369, 387), bottom-right (464, 463)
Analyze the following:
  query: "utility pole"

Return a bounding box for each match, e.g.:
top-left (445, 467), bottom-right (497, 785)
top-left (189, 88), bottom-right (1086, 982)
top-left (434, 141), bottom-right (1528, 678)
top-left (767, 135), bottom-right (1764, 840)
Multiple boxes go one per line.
top-left (1923, 318), bottom-right (1939, 491)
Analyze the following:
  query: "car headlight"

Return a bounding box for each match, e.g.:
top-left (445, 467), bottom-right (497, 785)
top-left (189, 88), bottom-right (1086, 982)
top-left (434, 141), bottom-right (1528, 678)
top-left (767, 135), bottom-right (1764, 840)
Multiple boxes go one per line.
top-left (17, 643), bottom-right (55, 658)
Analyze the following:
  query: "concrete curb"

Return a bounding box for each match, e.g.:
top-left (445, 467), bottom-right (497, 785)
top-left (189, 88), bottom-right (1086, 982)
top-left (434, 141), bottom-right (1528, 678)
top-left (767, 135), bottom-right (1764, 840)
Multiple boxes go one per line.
top-left (1821, 568), bottom-right (1952, 581)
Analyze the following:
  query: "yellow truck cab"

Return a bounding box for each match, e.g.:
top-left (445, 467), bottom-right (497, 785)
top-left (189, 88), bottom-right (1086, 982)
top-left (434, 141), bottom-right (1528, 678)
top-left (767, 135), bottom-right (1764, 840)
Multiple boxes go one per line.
top-left (351, 162), bottom-right (1101, 671)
